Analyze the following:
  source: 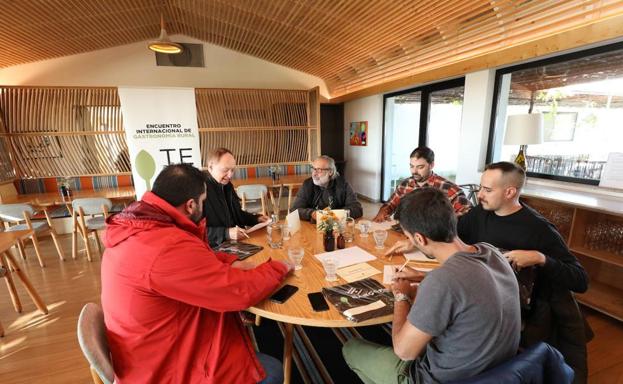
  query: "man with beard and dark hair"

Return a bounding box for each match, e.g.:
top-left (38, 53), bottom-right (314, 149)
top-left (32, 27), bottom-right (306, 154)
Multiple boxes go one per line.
top-left (343, 188), bottom-right (520, 383)
top-left (373, 146), bottom-right (471, 222)
top-left (291, 155), bottom-right (363, 221)
top-left (456, 161), bottom-right (590, 384)
top-left (101, 163), bottom-right (292, 384)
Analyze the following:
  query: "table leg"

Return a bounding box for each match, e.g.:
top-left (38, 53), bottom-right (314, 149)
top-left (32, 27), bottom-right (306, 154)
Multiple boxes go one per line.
top-left (1, 252), bottom-right (22, 312)
top-left (283, 322), bottom-right (294, 384)
top-left (3, 251), bottom-right (48, 315)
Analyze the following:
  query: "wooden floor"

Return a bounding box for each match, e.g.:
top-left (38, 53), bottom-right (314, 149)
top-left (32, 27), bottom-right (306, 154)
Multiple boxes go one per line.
top-left (1, 228), bottom-right (623, 383)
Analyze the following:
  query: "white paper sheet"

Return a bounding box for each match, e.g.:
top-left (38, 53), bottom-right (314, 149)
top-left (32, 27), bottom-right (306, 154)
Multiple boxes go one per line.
top-left (286, 209), bottom-right (301, 234)
top-left (343, 300), bottom-right (386, 318)
top-left (337, 263), bottom-right (381, 283)
top-left (383, 265), bottom-right (433, 284)
top-left (600, 152), bottom-right (623, 189)
top-left (314, 246), bottom-right (376, 268)
top-left (245, 220), bottom-right (270, 234)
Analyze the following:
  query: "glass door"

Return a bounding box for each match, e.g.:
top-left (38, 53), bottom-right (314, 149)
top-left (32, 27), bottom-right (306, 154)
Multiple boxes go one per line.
top-left (382, 79), bottom-right (464, 200)
top-left (382, 91), bottom-right (421, 200)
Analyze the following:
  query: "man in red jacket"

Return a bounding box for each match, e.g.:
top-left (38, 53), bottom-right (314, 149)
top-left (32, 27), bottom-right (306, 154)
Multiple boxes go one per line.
top-left (101, 163), bottom-right (292, 383)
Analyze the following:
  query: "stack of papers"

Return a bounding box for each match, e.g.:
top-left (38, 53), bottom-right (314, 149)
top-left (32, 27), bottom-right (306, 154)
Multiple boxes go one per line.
top-left (314, 246), bottom-right (376, 268)
top-left (337, 263), bottom-right (381, 283)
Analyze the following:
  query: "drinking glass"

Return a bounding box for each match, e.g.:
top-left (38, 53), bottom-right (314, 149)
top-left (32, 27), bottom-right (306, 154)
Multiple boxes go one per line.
top-left (343, 217), bottom-right (356, 243)
top-left (267, 223), bottom-right (283, 249)
top-left (288, 246), bottom-right (304, 270)
top-left (322, 257), bottom-right (338, 282)
top-left (373, 229), bottom-right (388, 249)
top-left (359, 219), bottom-right (371, 238)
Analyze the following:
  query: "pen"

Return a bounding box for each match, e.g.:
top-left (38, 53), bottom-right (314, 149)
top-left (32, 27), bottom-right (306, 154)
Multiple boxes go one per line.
top-left (396, 259), bottom-right (410, 273)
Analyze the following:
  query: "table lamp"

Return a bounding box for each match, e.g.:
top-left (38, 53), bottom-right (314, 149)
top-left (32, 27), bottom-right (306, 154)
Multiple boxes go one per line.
top-left (504, 113), bottom-right (544, 170)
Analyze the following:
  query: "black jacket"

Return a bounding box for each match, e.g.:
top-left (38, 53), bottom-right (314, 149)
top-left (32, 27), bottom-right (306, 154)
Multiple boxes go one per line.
top-left (291, 176), bottom-right (363, 221)
top-left (203, 174), bottom-right (259, 247)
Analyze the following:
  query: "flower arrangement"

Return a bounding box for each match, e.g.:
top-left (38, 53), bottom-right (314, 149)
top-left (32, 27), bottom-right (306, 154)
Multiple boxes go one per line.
top-left (317, 208), bottom-right (341, 234)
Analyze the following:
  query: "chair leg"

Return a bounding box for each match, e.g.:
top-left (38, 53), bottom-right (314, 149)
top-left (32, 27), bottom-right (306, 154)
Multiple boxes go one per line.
top-left (30, 235), bottom-right (46, 268)
top-left (49, 231), bottom-right (65, 261)
top-left (1, 252), bottom-right (22, 313)
top-left (72, 227), bottom-right (78, 260)
top-left (16, 240), bottom-right (26, 260)
top-left (82, 228), bottom-right (94, 262)
top-left (94, 231), bottom-right (103, 254)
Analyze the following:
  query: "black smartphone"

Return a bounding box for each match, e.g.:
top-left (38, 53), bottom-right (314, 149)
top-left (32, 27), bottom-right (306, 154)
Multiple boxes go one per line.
top-left (270, 284), bottom-right (299, 304)
top-left (307, 292), bottom-right (329, 312)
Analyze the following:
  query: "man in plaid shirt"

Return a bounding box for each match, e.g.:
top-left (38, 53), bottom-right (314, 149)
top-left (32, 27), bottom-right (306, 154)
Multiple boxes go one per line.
top-left (373, 146), bottom-right (471, 222)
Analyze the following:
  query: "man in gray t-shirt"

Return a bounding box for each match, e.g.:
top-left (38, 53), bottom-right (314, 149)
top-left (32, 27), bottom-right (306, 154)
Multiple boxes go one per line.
top-left (343, 188), bottom-right (521, 383)
top-left (408, 243), bottom-right (520, 382)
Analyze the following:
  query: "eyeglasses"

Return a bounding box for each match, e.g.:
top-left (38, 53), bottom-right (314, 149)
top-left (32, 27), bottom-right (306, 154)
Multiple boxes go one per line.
top-left (311, 167), bottom-right (331, 173)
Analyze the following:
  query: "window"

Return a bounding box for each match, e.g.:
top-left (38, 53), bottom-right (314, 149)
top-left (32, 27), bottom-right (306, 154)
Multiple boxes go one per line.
top-left (382, 78), bottom-right (464, 200)
top-left (487, 42), bottom-right (623, 185)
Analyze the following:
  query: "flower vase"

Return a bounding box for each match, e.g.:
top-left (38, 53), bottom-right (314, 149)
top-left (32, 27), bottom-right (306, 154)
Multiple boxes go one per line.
top-left (323, 232), bottom-right (335, 252)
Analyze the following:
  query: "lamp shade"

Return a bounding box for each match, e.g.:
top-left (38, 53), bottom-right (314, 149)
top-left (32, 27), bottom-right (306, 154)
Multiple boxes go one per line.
top-left (504, 113), bottom-right (544, 145)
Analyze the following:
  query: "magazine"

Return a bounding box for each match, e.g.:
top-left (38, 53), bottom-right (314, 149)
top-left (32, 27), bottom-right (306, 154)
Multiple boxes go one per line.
top-left (214, 241), bottom-right (263, 260)
top-left (322, 278), bottom-right (394, 322)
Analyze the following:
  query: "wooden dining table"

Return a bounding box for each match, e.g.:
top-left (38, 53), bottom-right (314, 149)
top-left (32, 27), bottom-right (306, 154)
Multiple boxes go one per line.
top-left (244, 220), bottom-right (438, 384)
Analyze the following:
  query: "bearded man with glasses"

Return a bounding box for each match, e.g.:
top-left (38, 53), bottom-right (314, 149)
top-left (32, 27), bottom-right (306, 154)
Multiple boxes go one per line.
top-left (291, 155), bottom-right (363, 221)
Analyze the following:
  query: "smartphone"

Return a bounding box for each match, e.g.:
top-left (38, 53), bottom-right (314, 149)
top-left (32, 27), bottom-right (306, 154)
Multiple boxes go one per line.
top-left (307, 292), bottom-right (329, 312)
top-left (270, 284), bottom-right (299, 304)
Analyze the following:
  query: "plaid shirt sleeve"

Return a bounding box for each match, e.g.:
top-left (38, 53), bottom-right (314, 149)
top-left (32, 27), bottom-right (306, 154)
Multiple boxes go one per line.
top-left (386, 178), bottom-right (416, 213)
top-left (444, 183), bottom-right (472, 216)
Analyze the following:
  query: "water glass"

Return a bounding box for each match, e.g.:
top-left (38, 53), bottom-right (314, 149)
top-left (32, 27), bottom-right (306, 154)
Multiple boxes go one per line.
top-left (343, 217), bottom-right (356, 243)
top-left (288, 246), bottom-right (304, 270)
top-left (359, 219), bottom-right (371, 238)
top-left (322, 257), bottom-right (338, 282)
top-left (373, 229), bottom-right (388, 249)
top-left (267, 223), bottom-right (283, 249)
top-left (283, 226), bottom-right (291, 241)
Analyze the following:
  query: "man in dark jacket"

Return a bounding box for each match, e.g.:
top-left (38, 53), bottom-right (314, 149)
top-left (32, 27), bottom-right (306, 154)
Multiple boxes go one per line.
top-left (204, 148), bottom-right (270, 247)
top-left (291, 155), bottom-right (363, 221)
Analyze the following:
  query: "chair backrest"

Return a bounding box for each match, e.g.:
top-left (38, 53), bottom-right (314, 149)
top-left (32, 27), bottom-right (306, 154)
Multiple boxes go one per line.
top-left (0, 203), bottom-right (35, 223)
top-left (458, 184), bottom-right (480, 207)
top-left (77, 303), bottom-right (114, 384)
top-left (236, 184), bottom-right (268, 200)
top-left (72, 198), bottom-right (113, 216)
top-left (446, 342), bottom-right (574, 384)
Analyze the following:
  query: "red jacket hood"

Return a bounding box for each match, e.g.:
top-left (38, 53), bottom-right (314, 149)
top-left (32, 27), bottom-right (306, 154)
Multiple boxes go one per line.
top-left (104, 191), bottom-right (206, 248)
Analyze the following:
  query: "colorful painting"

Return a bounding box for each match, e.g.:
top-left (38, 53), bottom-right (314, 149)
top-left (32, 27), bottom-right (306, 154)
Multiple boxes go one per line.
top-left (349, 121), bottom-right (368, 146)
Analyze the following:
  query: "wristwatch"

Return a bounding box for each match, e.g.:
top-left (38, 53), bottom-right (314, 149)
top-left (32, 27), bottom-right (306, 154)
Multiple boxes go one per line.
top-left (394, 292), bottom-right (411, 304)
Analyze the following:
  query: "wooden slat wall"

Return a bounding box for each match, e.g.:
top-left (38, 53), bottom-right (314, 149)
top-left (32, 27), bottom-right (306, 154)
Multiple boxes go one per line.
top-left (0, 86), bottom-right (320, 179)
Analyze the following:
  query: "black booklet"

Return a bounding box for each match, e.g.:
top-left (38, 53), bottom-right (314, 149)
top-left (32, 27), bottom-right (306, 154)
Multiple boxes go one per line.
top-left (214, 241), bottom-right (263, 260)
top-left (322, 278), bottom-right (394, 322)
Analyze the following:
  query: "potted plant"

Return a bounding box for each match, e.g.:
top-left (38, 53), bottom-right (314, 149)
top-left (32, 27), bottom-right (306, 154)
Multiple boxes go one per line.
top-left (317, 208), bottom-right (341, 252)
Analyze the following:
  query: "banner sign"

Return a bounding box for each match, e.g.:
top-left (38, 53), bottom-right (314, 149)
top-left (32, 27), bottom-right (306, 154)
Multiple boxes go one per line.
top-left (119, 87), bottom-right (202, 199)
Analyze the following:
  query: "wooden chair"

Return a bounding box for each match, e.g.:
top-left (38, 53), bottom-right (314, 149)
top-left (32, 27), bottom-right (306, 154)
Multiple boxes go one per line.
top-left (71, 198), bottom-right (112, 261)
top-left (236, 184), bottom-right (268, 216)
top-left (77, 303), bottom-right (114, 384)
top-left (0, 203), bottom-right (65, 267)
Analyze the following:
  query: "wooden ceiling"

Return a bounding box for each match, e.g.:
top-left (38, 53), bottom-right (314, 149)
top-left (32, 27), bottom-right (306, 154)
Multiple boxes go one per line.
top-left (1, 0), bottom-right (623, 99)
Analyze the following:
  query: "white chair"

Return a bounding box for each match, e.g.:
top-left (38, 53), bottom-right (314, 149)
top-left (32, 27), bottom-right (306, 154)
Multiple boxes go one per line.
top-left (77, 303), bottom-right (114, 384)
top-left (236, 184), bottom-right (268, 216)
top-left (72, 198), bottom-right (112, 261)
top-left (0, 203), bottom-right (65, 267)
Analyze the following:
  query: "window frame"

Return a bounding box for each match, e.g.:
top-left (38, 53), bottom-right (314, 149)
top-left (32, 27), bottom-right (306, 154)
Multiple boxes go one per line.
top-left (485, 40), bottom-right (623, 186)
top-left (381, 77), bottom-right (465, 200)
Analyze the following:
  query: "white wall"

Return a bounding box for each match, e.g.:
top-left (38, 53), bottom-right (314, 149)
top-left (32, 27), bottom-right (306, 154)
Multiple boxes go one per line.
top-left (343, 94), bottom-right (384, 201)
top-left (455, 69), bottom-right (496, 185)
top-left (0, 35), bottom-right (329, 97)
